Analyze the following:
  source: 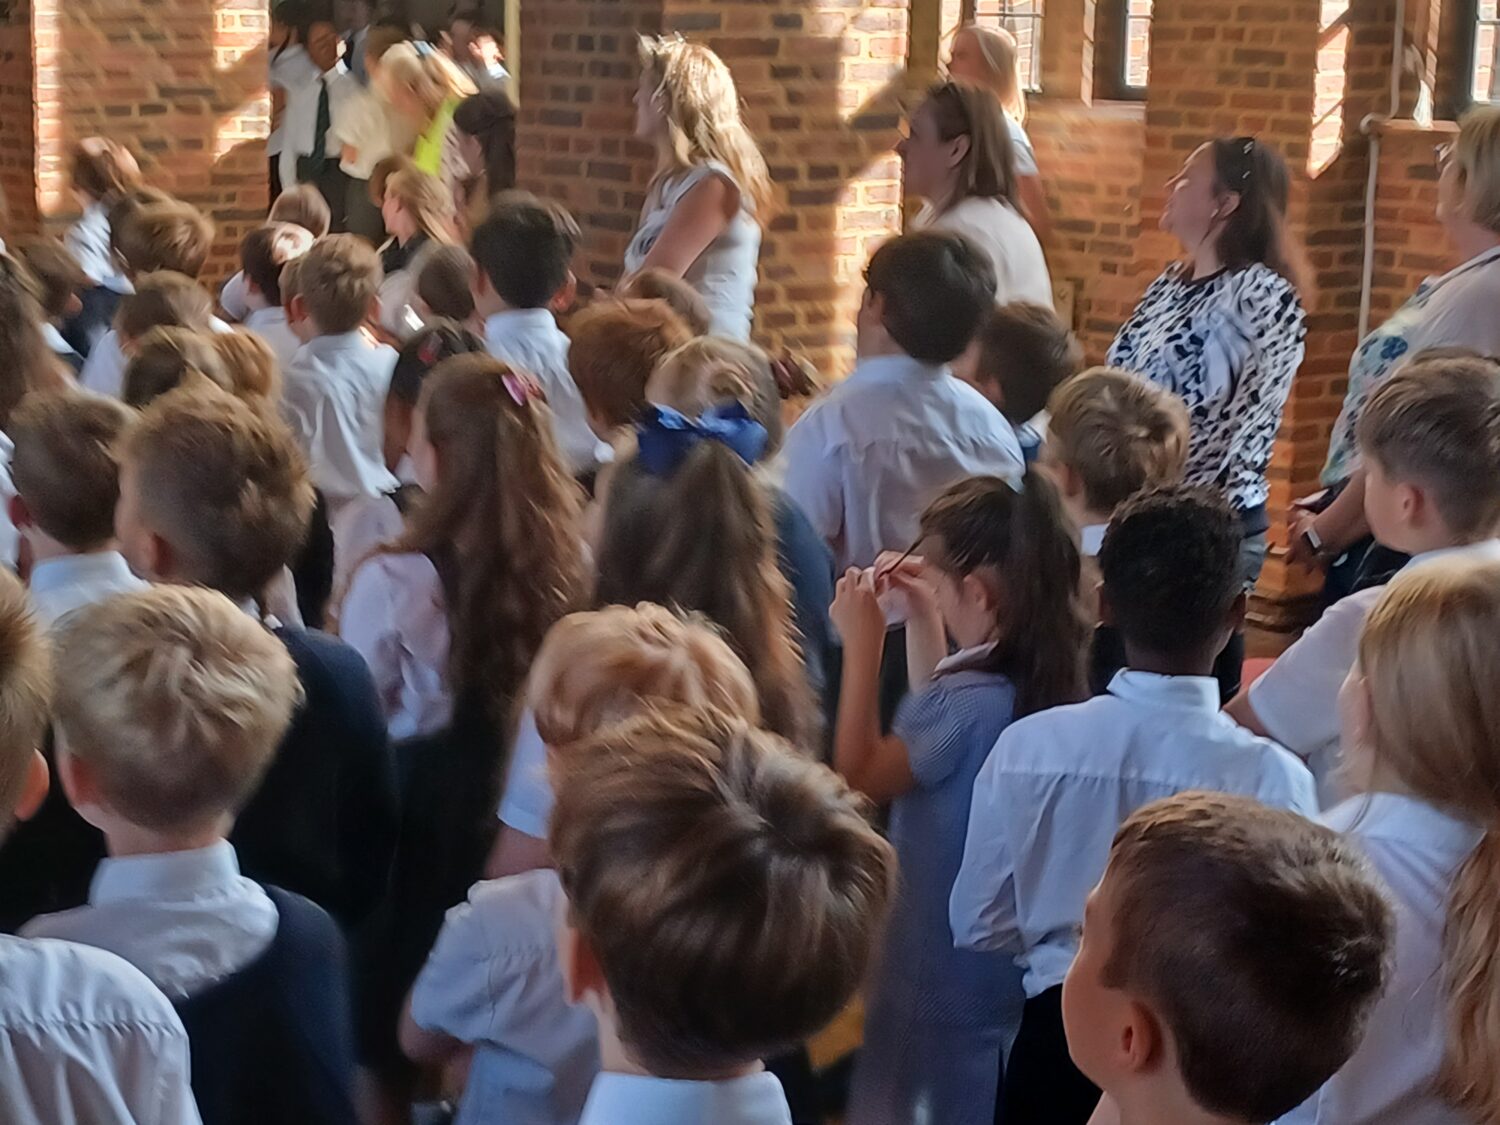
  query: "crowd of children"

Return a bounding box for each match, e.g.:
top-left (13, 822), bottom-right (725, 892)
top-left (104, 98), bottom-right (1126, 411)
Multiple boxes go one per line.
top-left (1, 23), bottom-right (1500, 1125)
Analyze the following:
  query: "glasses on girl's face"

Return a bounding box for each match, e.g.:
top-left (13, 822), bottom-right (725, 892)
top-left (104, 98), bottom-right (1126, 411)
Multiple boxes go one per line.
top-left (1435, 142), bottom-right (1454, 173)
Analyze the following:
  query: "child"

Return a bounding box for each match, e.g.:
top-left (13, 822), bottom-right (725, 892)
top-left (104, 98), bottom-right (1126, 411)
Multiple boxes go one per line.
top-left (239, 222), bottom-right (315, 367)
top-left (15, 237), bottom-right (91, 373)
top-left (550, 709), bottom-right (896, 1125)
top-left (949, 485), bottom-right (1317, 1125)
top-left (65, 137), bottom-right (142, 289)
top-left (403, 604), bottom-right (761, 1125)
top-left (115, 387), bottom-right (397, 931)
top-left (1066, 792), bottom-right (1392, 1125)
top-left (779, 231), bottom-right (1022, 571)
top-left (280, 255), bottom-right (314, 344)
top-left (280, 233), bottom-right (400, 510)
top-left (213, 328), bottom-right (283, 403)
top-left (1228, 355), bottom-right (1500, 799)
top-left (24, 586), bottom-right (358, 1124)
top-left (617, 266), bottom-right (713, 336)
top-left (121, 326), bottom-right (234, 408)
top-left (0, 568), bottom-right (202, 1124)
top-left (830, 472), bottom-right (1090, 1125)
top-left (567, 298), bottom-right (693, 442)
top-left (470, 191), bottom-right (606, 472)
top-left (8, 391), bottom-right (146, 628)
top-left (221, 184), bottom-right (332, 321)
top-left (954, 300), bottom-right (1083, 460)
top-left (1280, 556), bottom-right (1500, 1123)
top-left (414, 243), bottom-right (479, 326)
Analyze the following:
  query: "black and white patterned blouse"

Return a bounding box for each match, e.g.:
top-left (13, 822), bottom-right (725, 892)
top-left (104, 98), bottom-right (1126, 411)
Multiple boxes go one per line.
top-left (1108, 262), bottom-right (1306, 512)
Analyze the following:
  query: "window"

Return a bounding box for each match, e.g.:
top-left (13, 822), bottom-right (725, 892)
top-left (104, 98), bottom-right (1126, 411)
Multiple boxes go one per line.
top-left (1475, 0), bottom-right (1500, 101)
top-left (1124, 0), bottom-right (1153, 89)
top-left (972, 0), bottom-right (1044, 93)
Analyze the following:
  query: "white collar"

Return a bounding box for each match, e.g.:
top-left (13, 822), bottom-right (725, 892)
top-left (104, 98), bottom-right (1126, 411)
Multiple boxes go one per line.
top-left (1326, 792), bottom-right (1485, 857)
top-left (91, 841), bottom-right (242, 907)
top-left (1408, 538), bottom-right (1500, 570)
top-left (28, 551), bottom-right (137, 597)
top-left (485, 307), bottom-right (563, 339)
top-left (935, 641), bottom-right (997, 676)
top-left (39, 322), bottom-right (76, 356)
top-left (1079, 523), bottom-right (1108, 557)
top-left (579, 1072), bottom-right (792, 1125)
top-left (301, 330), bottom-right (370, 357)
top-left (1106, 669), bottom-right (1221, 713)
top-left (102, 274), bottom-right (135, 296)
top-left (244, 305), bottom-right (288, 328)
top-left (848, 353), bottom-right (948, 387)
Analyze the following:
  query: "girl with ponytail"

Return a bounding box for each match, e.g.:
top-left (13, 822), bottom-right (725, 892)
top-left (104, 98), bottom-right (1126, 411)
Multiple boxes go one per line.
top-left (829, 470), bottom-right (1089, 1125)
top-left (1289, 554), bottom-right (1500, 1124)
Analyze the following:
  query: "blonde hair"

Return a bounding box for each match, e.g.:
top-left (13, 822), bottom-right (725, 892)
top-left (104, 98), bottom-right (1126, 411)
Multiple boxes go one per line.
top-left (638, 35), bottom-right (776, 222)
top-left (121, 326), bottom-right (234, 409)
top-left (1358, 556), bottom-right (1500, 1120)
top-left (528, 603), bottom-right (759, 751)
top-left (52, 586), bottom-right (303, 832)
top-left (1455, 105), bottom-right (1500, 234)
top-left (0, 568), bottom-right (51, 840)
top-left (646, 335), bottom-right (784, 453)
top-left (212, 329), bottom-right (281, 403)
top-left (953, 24), bottom-right (1027, 124)
top-left (384, 165), bottom-right (458, 245)
top-left (381, 41), bottom-right (476, 119)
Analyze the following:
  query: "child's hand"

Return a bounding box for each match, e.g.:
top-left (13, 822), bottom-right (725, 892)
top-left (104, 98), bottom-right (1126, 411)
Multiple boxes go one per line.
top-left (881, 565), bottom-right (940, 627)
top-left (831, 567), bottom-right (886, 653)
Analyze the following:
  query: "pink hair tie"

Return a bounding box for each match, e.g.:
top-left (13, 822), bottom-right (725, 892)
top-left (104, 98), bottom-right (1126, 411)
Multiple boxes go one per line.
top-left (502, 370), bottom-right (545, 407)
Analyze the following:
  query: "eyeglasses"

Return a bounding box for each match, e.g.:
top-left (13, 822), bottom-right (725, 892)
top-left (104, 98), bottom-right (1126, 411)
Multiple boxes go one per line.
top-left (1435, 142), bottom-right (1455, 172)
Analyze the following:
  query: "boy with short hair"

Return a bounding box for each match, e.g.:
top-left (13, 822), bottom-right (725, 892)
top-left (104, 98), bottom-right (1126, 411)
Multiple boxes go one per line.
top-left (221, 185), bottom-right (333, 321)
top-left (470, 192), bottom-right (606, 472)
top-left (240, 222), bottom-right (315, 367)
top-left (550, 709), bottom-right (896, 1125)
top-left (778, 231), bottom-right (1022, 570)
top-left (0, 568), bottom-right (203, 1125)
top-left (25, 584), bottom-right (359, 1123)
top-left (950, 485), bottom-right (1317, 1125)
top-left (113, 387), bottom-right (397, 930)
top-left (567, 298), bottom-right (693, 440)
top-left (1227, 355), bottom-right (1500, 796)
top-left (281, 233), bottom-right (400, 508)
top-left (8, 391), bottom-right (146, 628)
top-left (956, 300), bottom-right (1084, 459)
top-left (15, 236), bottom-right (91, 373)
top-left (1063, 792), bottom-right (1392, 1125)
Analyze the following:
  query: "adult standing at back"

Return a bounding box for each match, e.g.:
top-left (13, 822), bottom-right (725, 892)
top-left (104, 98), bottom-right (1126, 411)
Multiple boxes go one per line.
top-left (902, 81), bottom-right (1053, 307)
top-left (622, 35), bottom-right (773, 342)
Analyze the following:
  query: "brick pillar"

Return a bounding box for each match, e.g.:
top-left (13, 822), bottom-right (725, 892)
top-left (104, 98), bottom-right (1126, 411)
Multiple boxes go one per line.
top-left (0, 0), bottom-right (38, 234)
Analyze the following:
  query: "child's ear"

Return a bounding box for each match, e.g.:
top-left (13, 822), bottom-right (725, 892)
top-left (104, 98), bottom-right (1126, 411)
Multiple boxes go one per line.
top-left (1225, 590), bottom-right (1248, 633)
top-left (64, 292), bottom-right (84, 318)
top-left (1121, 999), bottom-right (1164, 1074)
top-left (287, 293), bottom-right (308, 323)
top-left (13, 749), bottom-right (49, 824)
top-left (560, 924), bottom-right (608, 1007)
top-left (549, 271), bottom-right (578, 317)
top-left (7, 494), bottom-right (31, 533)
top-left (55, 748), bottom-right (109, 832)
top-left (471, 262), bottom-right (493, 302)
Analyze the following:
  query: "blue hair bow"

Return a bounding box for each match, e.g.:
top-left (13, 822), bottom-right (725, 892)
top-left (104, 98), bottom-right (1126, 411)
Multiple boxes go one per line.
top-left (636, 403), bottom-right (769, 478)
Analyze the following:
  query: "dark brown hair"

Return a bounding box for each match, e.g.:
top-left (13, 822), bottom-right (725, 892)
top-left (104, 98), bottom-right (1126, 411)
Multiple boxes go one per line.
top-left (10, 391), bottom-right (135, 550)
top-left (298, 234), bottom-right (382, 334)
top-left (0, 255), bottom-right (71, 429)
top-left (470, 191), bottom-right (580, 310)
top-left (122, 326), bottom-right (233, 409)
top-left (0, 568), bottom-right (52, 842)
top-left (864, 231), bottom-right (995, 364)
top-left (973, 302), bottom-right (1083, 424)
top-left (568, 299), bottom-right (694, 432)
top-left (921, 79), bottom-right (1017, 209)
top-left (241, 222), bottom-right (313, 308)
top-left (15, 237), bottom-right (90, 319)
top-left (1208, 137), bottom-right (1309, 294)
top-left (116, 272), bottom-right (213, 341)
top-left (1102, 791), bottom-right (1392, 1121)
top-left (70, 137), bottom-right (142, 204)
top-left (550, 709), bottom-right (896, 1075)
top-left (415, 244), bottom-right (478, 322)
top-left (618, 268), bottom-right (712, 336)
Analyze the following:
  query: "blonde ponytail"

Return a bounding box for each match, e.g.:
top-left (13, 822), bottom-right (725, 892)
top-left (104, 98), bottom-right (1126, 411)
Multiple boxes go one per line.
top-left (1440, 832), bottom-right (1500, 1118)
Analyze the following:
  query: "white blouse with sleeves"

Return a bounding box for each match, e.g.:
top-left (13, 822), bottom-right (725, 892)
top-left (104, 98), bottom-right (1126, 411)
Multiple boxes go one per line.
top-left (914, 196), bottom-right (1053, 307)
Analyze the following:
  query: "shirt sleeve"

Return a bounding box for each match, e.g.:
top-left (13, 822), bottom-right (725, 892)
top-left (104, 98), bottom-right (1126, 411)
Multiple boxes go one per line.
top-left (775, 407), bottom-right (844, 550)
top-left (949, 741), bottom-right (1023, 953)
top-left (497, 708), bottom-right (553, 839)
top-left (1247, 592), bottom-right (1371, 759)
top-left (892, 682), bottom-right (971, 789)
top-left (339, 556), bottom-right (407, 725)
top-left (408, 892), bottom-right (498, 1043)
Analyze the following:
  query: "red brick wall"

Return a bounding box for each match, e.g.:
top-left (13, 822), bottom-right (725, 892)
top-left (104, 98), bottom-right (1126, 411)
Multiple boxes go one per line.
top-left (0, 0), bottom-right (37, 235)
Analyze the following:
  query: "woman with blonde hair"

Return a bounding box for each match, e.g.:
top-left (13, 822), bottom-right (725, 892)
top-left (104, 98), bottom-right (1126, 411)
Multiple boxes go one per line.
top-left (623, 35), bottom-right (773, 341)
top-left (379, 41), bottom-right (476, 198)
top-left (377, 163), bottom-right (459, 336)
top-left (1285, 555), bottom-right (1500, 1123)
top-left (947, 24), bottom-right (1052, 240)
top-left (900, 79), bottom-right (1053, 305)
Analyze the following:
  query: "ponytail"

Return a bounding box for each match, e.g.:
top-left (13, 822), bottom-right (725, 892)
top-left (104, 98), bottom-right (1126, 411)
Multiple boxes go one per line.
top-left (1440, 832), bottom-right (1500, 1119)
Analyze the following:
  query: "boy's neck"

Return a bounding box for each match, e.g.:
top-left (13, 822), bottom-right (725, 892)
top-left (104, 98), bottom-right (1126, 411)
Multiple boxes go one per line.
top-left (595, 1011), bottom-right (763, 1085)
top-left (1115, 1084), bottom-right (1245, 1125)
top-left (26, 533), bottom-right (113, 566)
top-left (1122, 642), bottom-right (1218, 679)
top-left (1397, 522), bottom-right (1496, 559)
top-left (104, 823), bottom-right (227, 859)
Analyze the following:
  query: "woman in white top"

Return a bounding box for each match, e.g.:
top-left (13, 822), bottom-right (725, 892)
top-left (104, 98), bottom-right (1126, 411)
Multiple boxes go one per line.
top-left (331, 22), bottom-right (416, 241)
top-left (1283, 556), bottom-right (1500, 1125)
top-left (622, 35), bottom-right (773, 342)
top-left (901, 80), bottom-right (1053, 307)
top-left (947, 24), bottom-right (1052, 243)
top-left (1289, 106), bottom-right (1500, 597)
top-left (375, 163), bottom-right (459, 337)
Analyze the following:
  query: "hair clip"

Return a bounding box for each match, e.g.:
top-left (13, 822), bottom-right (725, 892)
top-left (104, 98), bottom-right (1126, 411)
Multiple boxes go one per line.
top-left (636, 403), bottom-right (769, 478)
top-left (501, 370), bottom-right (544, 407)
top-left (418, 335), bottom-right (442, 366)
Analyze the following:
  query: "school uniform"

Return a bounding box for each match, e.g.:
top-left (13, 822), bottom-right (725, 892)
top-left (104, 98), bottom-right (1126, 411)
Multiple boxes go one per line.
top-left (484, 308), bottom-right (611, 474)
top-left (40, 321), bottom-right (85, 375)
top-left (579, 1072), bottom-right (794, 1125)
top-left (281, 331), bottom-right (400, 507)
top-left (220, 271), bottom-right (251, 323)
top-left (1278, 794), bottom-right (1481, 1125)
top-left (847, 650), bottom-right (1026, 1125)
top-left (777, 354), bottom-right (1024, 571)
top-left (27, 550), bottom-right (149, 630)
top-left (408, 868), bottom-right (601, 1125)
top-left (62, 274), bottom-right (133, 359)
top-left (950, 669), bottom-right (1317, 1125)
top-left (243, 303), bottom-right (303, 371)
top-left (282, 58), bottom-right (353, 227)
top-left (329, 463), bottom-right (415, 610)
top-left (81, 316), bottom-right (234, 402)
top-left (65, 201), bottom-right (126, 289)
top-left (0, 432), bottom-right (19, 569)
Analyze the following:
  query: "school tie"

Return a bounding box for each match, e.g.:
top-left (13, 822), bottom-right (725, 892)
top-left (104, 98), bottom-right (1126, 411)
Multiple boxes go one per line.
top-left (309, 78), bottom-right (331, 168)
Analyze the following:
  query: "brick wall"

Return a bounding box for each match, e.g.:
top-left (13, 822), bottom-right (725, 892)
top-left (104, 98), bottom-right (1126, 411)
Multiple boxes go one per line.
top-left (0, 0), bottom-right (37, 234)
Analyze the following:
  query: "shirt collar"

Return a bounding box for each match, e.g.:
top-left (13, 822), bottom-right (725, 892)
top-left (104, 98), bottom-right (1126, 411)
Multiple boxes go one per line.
top-left (848, 353), bottom-right (949, 387)
top-left (244, 305), bottom-right (287, 329)
top-left (935, 641), bottom-right (997, 675)
top-left (579, 1072), bottom-right (792, 1125)
top-left (29, 551), bottom-right (138, 598)
top-left (39, 321), bottom-right (76, 356)
top-left (301, 330), bottom-right (370, 356)
top-left (1328, 792), bottom-right (1486, 857)
top-left (91, 840), bottom-right (242, 907)
top-left (1079, 523), bottom-right (1108, 557)
top-left (1106, 669), bottom-right (1221, 713)
top-left (485, 307), bottom-right (563, 341)
top-left (1408, 538), bottom-right (1500, 570)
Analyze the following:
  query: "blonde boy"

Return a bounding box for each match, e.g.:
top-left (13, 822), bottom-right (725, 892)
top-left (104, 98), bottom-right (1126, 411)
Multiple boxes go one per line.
top-left (0, 571), bottom-right (202, 1125)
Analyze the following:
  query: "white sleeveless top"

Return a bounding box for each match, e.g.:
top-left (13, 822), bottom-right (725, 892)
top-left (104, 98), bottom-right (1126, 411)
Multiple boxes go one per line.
top-left (624, 161), bottom-right (762, 341)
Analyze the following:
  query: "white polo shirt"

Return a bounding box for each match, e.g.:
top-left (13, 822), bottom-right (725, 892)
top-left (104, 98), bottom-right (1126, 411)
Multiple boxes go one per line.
top-left (579, 1072), bottom-right (793, 1125)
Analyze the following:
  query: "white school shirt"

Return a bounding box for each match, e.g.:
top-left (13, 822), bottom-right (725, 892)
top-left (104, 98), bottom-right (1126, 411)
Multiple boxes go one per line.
top-left (484, 309), bottom-right (610, 474)
top-left (1278, 794), bottom-right (1482, 1125)
top-left (269, 43), bottom-right (316, 158)
top-left (777, 354), bottom-right (1024, 571)
top-left (950, 669), bottom-right (1317, 998)
top-left (279, 57), bottom-right (346, 191)
top-left (913, 196), bottom-right (1053, 307)
top-left (580, 1072), bottom-right (794, 1125)
top-left (0, 431), bottom-right (19, 569)
top-left (41, 321), bottom-right (83, 369)
top-left (24, 840), bottom-right (279, 1002)
top-left (27, 551), bottom-right (149, 630)
top-left (497, 707), bottom-right (550, 838)
top-left (339, 550), bottom-right (452, 741)
top-left (243, 303), bottom-right (303, 370)
top-left (281, 331), bottom-right (400, 504)
top-left (66, 201), bottom-right (126, 289)
top-left (80, 316), bottom-right (234, 401)
top-left (1079, 522), bottom-right (1107, 557)
top-left (330, 85), bottom-right (412, 181)
top-left (220, 270), bottom-right (251, 322)
top-left (0, 934), bottom-right (203, 1125)
top-left (1246, 539), bottom-right (1500, 802)
top-left (409, 868), bottom-right (601, 1125)
top-left (330, 469), bottom-right (411, 612)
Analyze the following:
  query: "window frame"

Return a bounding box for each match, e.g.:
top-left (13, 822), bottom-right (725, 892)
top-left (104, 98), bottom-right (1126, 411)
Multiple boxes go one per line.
top-left (1095, 0), bottom-right (1149, 101)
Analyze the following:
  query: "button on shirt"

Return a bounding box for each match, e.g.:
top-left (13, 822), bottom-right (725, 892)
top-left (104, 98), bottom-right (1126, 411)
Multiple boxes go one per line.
top-left (282, 331), bottom-right (400, 505)
top-left (0, 934), bottom-right (203, 1125)
top-left (27, 550), bottom-right (149, 630)
top-left (24, 840), bottom-right (279, 1002)
top-left (950, 670), bottom-right (1317, 997)
top-left (579, 1072), bottom-right (794, 1125)
top-left (484, 309), bottom-right (610, 474)
top-left (777, 355), bottom-right (1024, 571)
top-left (1279, 794), bottom-right (1483, 1125)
